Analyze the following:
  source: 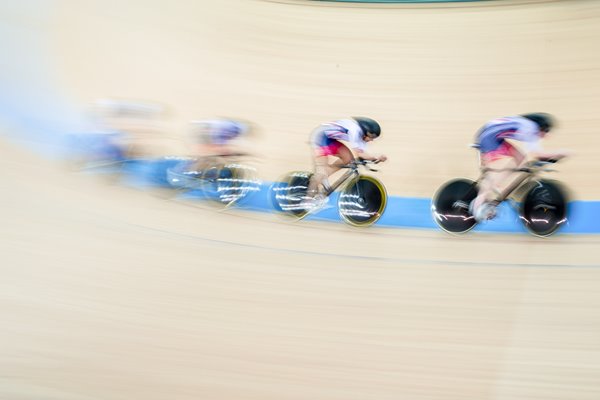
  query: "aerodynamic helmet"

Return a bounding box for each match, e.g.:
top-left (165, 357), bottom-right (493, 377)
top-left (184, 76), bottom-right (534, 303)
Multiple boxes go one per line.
top-left (353, 117), bottom-right (381, 139)
top-left (521, 113), bottom-right (555, 133)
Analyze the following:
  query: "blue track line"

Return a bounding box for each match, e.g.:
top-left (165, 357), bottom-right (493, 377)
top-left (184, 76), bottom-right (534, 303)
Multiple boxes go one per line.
top-left (115, 158), bottom-right (600, 234)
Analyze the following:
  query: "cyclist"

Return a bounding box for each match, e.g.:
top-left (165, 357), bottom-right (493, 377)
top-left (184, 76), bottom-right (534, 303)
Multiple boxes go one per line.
top-left (190, 118), bottom-right (249, 156)
top-left (471, 112), bottom-right (570, 221)
top-left (187, 117), bottom-right (250, 170)
top-left (307, 116), bottom-right (387, 207)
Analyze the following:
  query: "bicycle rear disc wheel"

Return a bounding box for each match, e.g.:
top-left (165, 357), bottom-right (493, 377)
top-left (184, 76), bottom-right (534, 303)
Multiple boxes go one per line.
top-left (270, 171), bottom-right (313, 218)
top-left (521, 179), bottom-right (568, 237)
top-left (431, 179), bottom-right (478, 234)
top-left (338, 175), bottom-right (387, 227)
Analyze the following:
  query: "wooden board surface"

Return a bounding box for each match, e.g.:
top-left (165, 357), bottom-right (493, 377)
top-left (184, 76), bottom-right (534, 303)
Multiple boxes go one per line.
top-left (47, 0), bottom-right (600, 199)
top-left (2, 1), bottom-right (600, 399)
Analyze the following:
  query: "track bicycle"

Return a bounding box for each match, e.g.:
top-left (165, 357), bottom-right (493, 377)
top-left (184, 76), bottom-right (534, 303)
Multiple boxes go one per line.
top-left (431, 146), bottom-right (569, 237)
top-left (166, 154), bottom-right (260, 208)
top-left (271, 159), bottom-right (387, 227)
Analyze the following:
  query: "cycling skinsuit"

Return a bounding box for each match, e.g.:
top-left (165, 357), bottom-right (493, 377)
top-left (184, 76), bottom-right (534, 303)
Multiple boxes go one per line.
top-left (311, 119), bottom-right (367, 156)
top-left (477, 116), bottom-right (542, 162)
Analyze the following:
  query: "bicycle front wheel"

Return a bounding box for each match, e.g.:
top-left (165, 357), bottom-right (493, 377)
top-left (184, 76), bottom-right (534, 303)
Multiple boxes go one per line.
top-left (520, 179), bottom-right (568, 237)
top-left (338, 175), bottom-right (387, 227)
top-left (202, 164), bottom-right (258, 207)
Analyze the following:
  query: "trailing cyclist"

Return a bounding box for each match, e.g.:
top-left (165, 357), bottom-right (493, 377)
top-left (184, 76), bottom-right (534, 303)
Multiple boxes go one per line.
top-left (307, 116), bottom-right (387, 208)
top-left (188, 117), bottom-right (251, 168)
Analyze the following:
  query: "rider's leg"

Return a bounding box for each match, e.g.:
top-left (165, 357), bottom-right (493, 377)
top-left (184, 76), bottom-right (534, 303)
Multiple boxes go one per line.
top-left (472, 156), bottom-right (518, 220)
top-left (487, 146), bottom-right (529, 200)
top-left (317, 143), bottom-right (354, 194)
top-left (308, 153), bottom-right (330, 197)
top-left (191, 142), bottom-right (220, 171)
top-left (331, 143), bottom-right (354, 171)
top-left (308, 140), bottom-right (352, 196)
top-left (472, 141), bottom-right (530, 220)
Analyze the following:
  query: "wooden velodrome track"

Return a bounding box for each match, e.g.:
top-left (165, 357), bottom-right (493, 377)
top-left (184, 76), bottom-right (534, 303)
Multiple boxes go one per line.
top-left (2, 0), bottom-right (600, 399)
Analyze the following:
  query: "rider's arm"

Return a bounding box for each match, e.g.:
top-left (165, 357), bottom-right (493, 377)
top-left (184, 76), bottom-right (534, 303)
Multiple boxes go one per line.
top-left (510, 122), bottom-right (570, 162)
top-left (355, 149), bottom-right (387, 162)
top-left (529, 149), bottom-right (570, 161)
top-left (348, 126), bottom-right (387, 162)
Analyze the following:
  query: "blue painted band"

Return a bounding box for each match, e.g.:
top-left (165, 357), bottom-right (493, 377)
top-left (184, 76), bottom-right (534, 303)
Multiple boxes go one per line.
top-left (117, 158), bottom-right (600, 234)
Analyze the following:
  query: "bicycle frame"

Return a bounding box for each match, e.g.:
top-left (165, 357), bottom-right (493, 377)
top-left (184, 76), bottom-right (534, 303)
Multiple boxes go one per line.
top-left (271, 159), bottom-right (385, 226)
top-left (469, 143), bottom-right (556, 209)
top-left (322, 164), bottom-right (360, 197)
top-left (318, 159), bottom-right (380, 197)
top-left (472, 161), bottom-right (557, 216)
